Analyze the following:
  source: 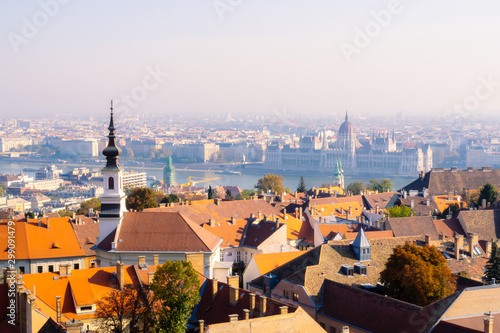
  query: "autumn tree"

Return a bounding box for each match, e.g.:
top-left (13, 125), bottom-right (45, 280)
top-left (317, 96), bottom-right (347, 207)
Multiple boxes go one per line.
top-left (150, 260), bottom-right (201, 333)
top-left (235, 189), bottom-right (255, 200)
top-left (476, 183), bottom-right (497, 207)
top-left (346, 182), bottom-right (365, 195)
top-left (386, 205), bottom-right (413, 218)
top-left (255, 173), bottom-right (285, 195)
top-left (96, 284), bottom-right (154, 333)
top-left (368, 178), bottom-right (393, 192)
top-left (58, 209), bottom-right (74, 217)
top-left (297, 176), bottom-right (307, 193)
top-left (485, 242), bottom-right (500, 283)
top-left (126, 188), bottom-right (158, 211)
top-left (77, 198), bottom-right (101, 215)
top-left (380, 242), bottom-right (456, 306)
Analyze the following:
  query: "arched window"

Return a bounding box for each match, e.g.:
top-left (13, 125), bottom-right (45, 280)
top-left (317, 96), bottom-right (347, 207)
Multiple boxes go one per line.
top-left (108, 177), bottom-right (114, 190)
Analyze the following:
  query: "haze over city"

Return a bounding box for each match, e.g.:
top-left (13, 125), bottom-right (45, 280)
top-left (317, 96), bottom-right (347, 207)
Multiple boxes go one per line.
top-left (1, 0), bottom-right (500, 118)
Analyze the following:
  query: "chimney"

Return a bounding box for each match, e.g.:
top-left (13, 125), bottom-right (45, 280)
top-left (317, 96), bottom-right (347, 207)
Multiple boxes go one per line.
top-left (486, 241), bottom-right (493, 257)
top-left (318, 217), bottom-right (322, 224)
top-left (294, 191), bottom-right (297, 197)
top-left (46, 217), bottom-right (50, 229)
top-left (59, 264), bottom-right (70, 276)
top-left (138, 256), bottom-right (146, 266)
top-left (209, 218), bottom-right (215, 227)
top-left (403, 191), bottom-right (407, 199)
top-left (299, 207), bottom-right (303, 217)
top-left (116, 261), bottom-right (124, 290)
top-left (410, 200), bottom-right (414, 209)
top-left (258, 211), bottom-right (262, 220)
top-left (276, 218), bottom-right (280, 230)
top-left (420, 170), bottom-right (425, 179)
top-left (295, 208), bottom-right (299, 219)
top-left (482, 199), bottom-right (487, 209)
top-left (349, 205), bottom-right (353, 216)
top-left (375, 220), bottom-right (380, 229)
top-left (212, 279), bottom-right (218, 299)
top-left (37, 217), bottom-right (41, 227)
top-left (439, 232), bottom-right (445, 240)
top-left (315, 188), bottom-right (319, 196)
top-left (185, 252), bottom-right (204, 275)
top-left (454, 235), bottom-right (464, 260)
top-left (228, 314), bottom-right (238, 322)
top-left (484, 312), bottom-right (493, 333)
top-left (229, 286), bottom-right (239, 305)
top-left (446, 191), bottom-right (453, 201)
top-left (148, 272), bottom-right (154, 286)
top-left (215, 198), bottom-right (221, 206)
top-left (375, 205), bottom-right (379, 214)
top-left (231, 216), bottom-right (236, 225)
top-left (227, 275), bottom-right (239, 288)
top-left (279, 306), bottom-right (288, 315)
top-left (426, 199), bottom-right (430, 206)
top-left (342, 326), bottom-right (350, 333)
top-left (425, 234), bottom-right (430, 245)
top-left (260, 296), bottom-right (267, 316)
top-left (56, 296), bottom-right (61, 324)
top-left (243, 309), bottom-right (250, 320)
top-left (72, 212), bottom-right (76, 220)
top-left (468, 233), bottom-right (478, 257)
top-left (153, 254), bottom-right (159, 266)
top-left (199, 320), bottom-right (205, 333)
top-left (249, 293), bottom-right (256, 313)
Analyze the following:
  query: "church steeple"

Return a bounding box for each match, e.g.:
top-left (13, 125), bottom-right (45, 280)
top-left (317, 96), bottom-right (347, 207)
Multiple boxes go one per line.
top-left (102, 101), bottom-right (122, 170)
top-left (345, 110), bottom-right (348, 122)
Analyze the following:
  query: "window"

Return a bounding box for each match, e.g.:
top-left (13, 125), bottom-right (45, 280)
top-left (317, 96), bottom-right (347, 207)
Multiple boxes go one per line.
top-left (74, 263), bottom-right (80, 270)
top-left (80, 306), bottom-right (92, 311)
top-left (108, 177), bottom-right (114, 190)
top-left (237, 251), bottom-right (241, 262)
top-left (265, 285), bottom-right (270, 293)
top-left (320, 323), bottom-right (326, 329)
top-left (293, 293), bottom-right (299, 302)
top-left (220, 251), bottom-right (224, 261)
top-left (37, 266), bottom-right (43, 273)
top-left (48, 265), bottom-right (54, 273)
top-left (330, 326), bottom-right (337, 333)
top-left (283, 290), bottom-right (289, 299)
top-left (19, 266), bottom-right (25, 274)
top-left (90, 259), bottom-right (96, 268)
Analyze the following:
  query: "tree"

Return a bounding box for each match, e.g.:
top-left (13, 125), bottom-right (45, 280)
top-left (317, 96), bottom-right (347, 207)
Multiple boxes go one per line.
top-left (207, 185), bottom-right (214, 199)
top-left (380, 178), bottom-right (393, 192)
top-left (386, 205), bottom-right (413, 218)
top-left (77, 198), bottom-right (101, 215)
top-left (126, 188), bottom-right (159, 211)
top-left (0, 186), bottom-right (3, 197)
top-left (96, 284), bottom-right (154, 333)
top-left (150, 260), bottom-right (201, 333)
top-left (255, 173), bottom-right (285, 195)
top-left (346, 182), bottom-right (364, 195)
top-left (24, 211), bottom-right (35, 219)
top-left (438, 203), bottom-right (460, 219)
top-left (476, 183), bottom-right (497, 208)
top-left (368, 179), bottom-right (382, 192)
top-left (368, 178), bottom-right (393, 192)
top-left (122, 147), bottom-right (135, 160)
top-left (485, 242), bottom-right (500, 283)
top-left (225, 189), bottom-right (233, 200)
top-left (58, 209), bottom-right (74, 217)
top-left (161, 194), bottom-right (180, 204)
top-left (297, 176), bottom-right (307, 193)
top-left (380, 242), bottom-right (456, 306)
top-left (235, 189), bottom-right (255, 200)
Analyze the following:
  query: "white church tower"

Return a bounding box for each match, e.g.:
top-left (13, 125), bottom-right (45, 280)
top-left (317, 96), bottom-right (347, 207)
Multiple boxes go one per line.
top-left (99, 101), bottom-right (127, 242)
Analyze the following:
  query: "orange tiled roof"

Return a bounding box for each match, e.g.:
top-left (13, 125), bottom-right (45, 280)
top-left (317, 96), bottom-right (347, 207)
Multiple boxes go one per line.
top-left (434, 195), bottom-right (467, 214)
top-left (253, 251), bottom-right (305, 275)
top-left (0, 218), bottom-right (85, 260)
top-left (313, 201), bottom-right (363, 219)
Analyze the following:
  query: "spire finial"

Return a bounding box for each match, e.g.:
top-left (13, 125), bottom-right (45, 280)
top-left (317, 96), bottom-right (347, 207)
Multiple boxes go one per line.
top-left (110, 100), bottom-right (113, 114)
top-left (345, 110), bottom-right (348, 121)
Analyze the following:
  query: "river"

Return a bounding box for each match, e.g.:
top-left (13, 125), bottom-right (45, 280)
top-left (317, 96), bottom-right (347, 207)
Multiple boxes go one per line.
top-left (0, 159), bottom-right (415, 191)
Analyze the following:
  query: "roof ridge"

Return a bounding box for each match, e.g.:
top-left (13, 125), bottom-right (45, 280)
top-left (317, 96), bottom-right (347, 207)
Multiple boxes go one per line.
top-left (178, 212), bottom-right (218, 252)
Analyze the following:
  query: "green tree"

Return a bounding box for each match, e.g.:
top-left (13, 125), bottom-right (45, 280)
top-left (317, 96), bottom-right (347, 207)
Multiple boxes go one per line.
top-left (368, 178), bottom-right (393, 192)
top-left (77, 198), bottom-right (101, 215)
top-left (126, 188), bottom-right (159, 211)
top-left (225, 189), bottom-right (233, 200)
top-left (297, 176), bottom-right (307, 193)
top-left (161, 194), bottom-right (180, 204)
top-left (380, 242), bottom-right (456, 306)
top-left (387, 205), bottom-right (413, 217)
top-left (476, 183), bottom-right (497, 208)
top-left (368, 179), bottom-right (382, 192)
top-left (58, 209), bottom-right (74, 217)
top-left (255, 173), bottom-right (285, 195)
top-left (485, 242), bottom-right (500, 283)
top-left (150, 260), bottom-right (201, 333)
top-left (235, 189), bottom-right (255, 200)
top-left (0, 186), bottom-right (3, 197)
top-left (438, 203), bottom-right (460, 219)
top-left (346, 182), bottom-right (365, 195)
top-left (207, 185), bottom-right (214, 199)
top-left (380, 178), bottom-right (393, 192)
top-left (24, 211), bottom-right (35, 219)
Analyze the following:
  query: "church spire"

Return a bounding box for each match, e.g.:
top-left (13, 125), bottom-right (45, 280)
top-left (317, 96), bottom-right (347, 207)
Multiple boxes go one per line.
top-left (345, 110), bottom-right (348, 122)
top-left (102, 100), bottom-right (122, 170)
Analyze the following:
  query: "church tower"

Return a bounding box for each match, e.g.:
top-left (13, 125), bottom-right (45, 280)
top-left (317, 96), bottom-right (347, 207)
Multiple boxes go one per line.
top-left (99, 101), bottom-right (127, 241)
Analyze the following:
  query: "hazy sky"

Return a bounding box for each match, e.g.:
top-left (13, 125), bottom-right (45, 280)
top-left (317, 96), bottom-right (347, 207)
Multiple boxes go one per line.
top-left (1, 0), bottom-right (499, 119)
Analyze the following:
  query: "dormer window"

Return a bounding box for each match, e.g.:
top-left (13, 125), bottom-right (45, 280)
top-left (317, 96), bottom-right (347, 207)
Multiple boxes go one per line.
top-left (108, 177), bottom-right (114, 190)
